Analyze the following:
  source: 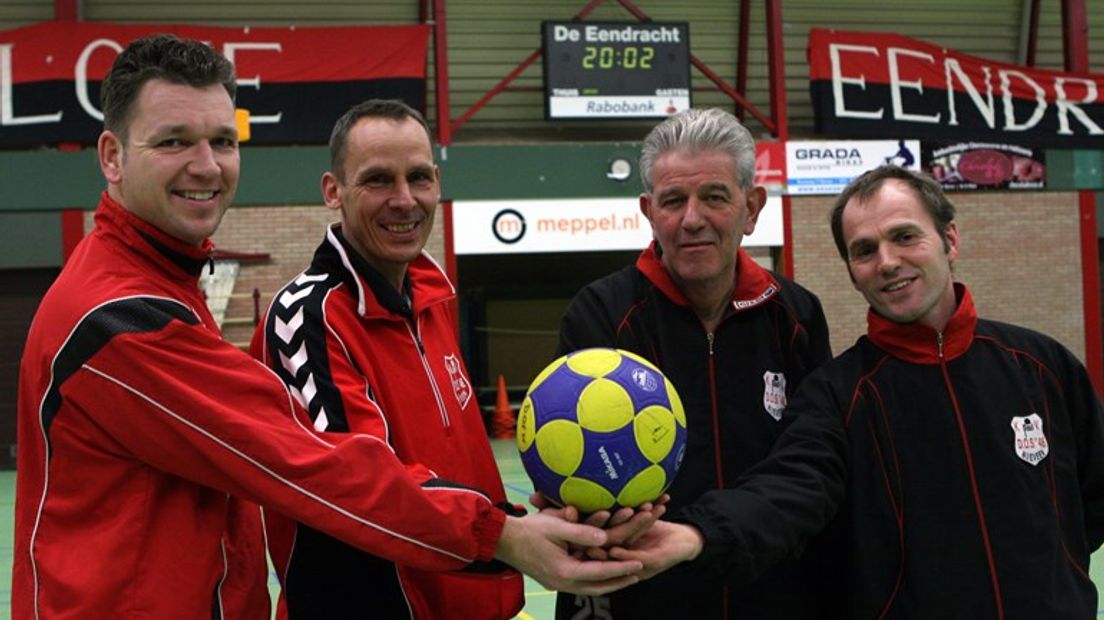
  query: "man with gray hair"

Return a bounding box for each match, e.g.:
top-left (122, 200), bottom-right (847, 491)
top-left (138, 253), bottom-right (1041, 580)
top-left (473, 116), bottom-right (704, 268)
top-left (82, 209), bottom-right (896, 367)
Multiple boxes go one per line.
top-left (553, 107), bottom-right (831, 619)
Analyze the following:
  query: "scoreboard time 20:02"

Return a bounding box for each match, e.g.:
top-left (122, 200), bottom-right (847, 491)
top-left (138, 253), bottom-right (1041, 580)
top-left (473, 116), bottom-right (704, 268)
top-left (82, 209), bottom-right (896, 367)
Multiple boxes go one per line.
top-left (581, 45), bottom-right (654, 70)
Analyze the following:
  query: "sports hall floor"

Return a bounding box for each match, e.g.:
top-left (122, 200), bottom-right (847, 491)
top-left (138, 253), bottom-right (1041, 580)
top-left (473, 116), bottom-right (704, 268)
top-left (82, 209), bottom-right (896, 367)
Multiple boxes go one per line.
top-left (2, 440), bottom-right (1104, 619)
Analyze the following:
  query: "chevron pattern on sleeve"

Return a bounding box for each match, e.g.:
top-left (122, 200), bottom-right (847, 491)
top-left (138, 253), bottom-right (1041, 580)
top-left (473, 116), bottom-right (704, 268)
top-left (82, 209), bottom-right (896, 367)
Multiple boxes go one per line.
top-left (264, 271), bottom-right (354, 433)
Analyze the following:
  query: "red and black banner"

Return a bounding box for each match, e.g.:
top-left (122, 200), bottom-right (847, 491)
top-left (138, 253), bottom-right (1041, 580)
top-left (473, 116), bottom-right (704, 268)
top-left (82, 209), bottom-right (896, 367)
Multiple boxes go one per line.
top-left (0, 22), bottom-right (429, 147)
top-left (809, 29), bottom-right (1104, 148)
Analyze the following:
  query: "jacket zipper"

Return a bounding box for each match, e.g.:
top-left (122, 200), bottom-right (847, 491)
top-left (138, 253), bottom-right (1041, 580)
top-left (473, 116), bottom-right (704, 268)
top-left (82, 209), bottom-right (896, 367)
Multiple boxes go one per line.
top-left (938, 329), bottom-right (1004, 619)
top-left (407, 317), bottom-right (452, 431)
top-left (705, 330), bottom-right (730, 619)
top-left (706, 331), bottom-right (724, 488)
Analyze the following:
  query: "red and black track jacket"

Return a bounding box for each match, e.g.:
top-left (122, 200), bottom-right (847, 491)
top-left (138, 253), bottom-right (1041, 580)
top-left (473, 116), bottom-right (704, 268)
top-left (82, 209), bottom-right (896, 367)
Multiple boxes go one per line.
top-left (14, 195), bottom-right (509, 620)
top-left (705, 283), bottom-right (1104, 619)
top-left (554, 243), bottom-right (832, 620)
top-left (251, 224), bottom-right (524, 620)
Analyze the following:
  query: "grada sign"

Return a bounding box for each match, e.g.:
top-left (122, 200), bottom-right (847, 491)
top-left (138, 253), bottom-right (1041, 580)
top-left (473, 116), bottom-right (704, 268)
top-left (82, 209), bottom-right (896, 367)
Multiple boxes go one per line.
top-left (0, 22), bottom-right (429, 146)
top-left (808, 28), bottom-right (1104, 148)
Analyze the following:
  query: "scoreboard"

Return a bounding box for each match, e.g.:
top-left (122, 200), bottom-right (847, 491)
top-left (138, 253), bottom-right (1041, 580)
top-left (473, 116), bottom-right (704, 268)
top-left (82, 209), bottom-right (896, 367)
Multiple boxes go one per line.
top-left (542, 21), bottom-right (691, 120)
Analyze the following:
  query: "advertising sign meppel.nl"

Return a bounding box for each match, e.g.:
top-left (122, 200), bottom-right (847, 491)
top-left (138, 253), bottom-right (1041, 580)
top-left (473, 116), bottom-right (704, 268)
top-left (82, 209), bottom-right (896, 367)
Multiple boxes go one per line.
top-left (453, 197), bottom-right (783, 255)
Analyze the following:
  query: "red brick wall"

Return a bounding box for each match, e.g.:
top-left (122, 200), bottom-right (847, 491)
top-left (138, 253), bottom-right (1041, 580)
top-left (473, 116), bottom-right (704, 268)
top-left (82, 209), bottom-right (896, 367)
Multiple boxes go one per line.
top-left (206, 204), bottom-right (333, 346)
top-left (209, 204), bottom-right (448, 347)
top-left (791, 191), bottom-right (1087, 362)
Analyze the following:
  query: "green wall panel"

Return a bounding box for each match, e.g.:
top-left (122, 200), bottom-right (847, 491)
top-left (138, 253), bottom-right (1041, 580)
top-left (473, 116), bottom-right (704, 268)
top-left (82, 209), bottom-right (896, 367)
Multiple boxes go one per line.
top-left (1073, 151), bottom-right (1104, 188)
top-left (1099, 192), bottom-right (1104, 238)
top-left (0, 149), bottom-right (104, 211)
top-left (0, 143), bottom-right (646, 210)
top-left (234, 146), bottom-right (329, 206)
top-left (437, 143), bottom-right (644, 200)
top-left (0, 146), bottom-right (329, 211)
top-left (0, 213), bottom-right (62, 268)
top-left (1047, 150), bottom-right (1104, 190)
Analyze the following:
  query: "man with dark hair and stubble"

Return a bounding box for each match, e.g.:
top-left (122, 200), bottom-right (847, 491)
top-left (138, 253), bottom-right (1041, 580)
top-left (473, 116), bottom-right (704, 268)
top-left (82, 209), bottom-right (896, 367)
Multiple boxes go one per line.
top-left (611, 165), bottom-right (1104, 618)
top-left (13, 37), bottom-right (648, 619)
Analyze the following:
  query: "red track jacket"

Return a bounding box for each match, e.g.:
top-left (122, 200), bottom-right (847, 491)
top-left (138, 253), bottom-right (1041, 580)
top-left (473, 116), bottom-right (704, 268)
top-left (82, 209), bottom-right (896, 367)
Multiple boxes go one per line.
top-left (14, 195), bottom-right (508, 619)
top-left (251, 225), bottom-right (524, 619)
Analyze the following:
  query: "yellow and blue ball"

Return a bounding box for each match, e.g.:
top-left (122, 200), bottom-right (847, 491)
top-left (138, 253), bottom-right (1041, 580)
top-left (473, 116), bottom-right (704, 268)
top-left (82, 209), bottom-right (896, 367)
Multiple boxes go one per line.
top-left (517, 348), bottom-right (687, 513)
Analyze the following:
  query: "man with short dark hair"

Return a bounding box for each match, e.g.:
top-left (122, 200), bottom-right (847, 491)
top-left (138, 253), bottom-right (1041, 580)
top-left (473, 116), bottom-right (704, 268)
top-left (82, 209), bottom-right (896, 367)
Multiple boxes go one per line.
top-left (614, 165), bottom-right (1104, 618)
top-left (14, 37), bottom-right (645, 619)
top-left (251, 98), bottom-right (661, 619)
top-left (555, 107), bottom-right (832, 619)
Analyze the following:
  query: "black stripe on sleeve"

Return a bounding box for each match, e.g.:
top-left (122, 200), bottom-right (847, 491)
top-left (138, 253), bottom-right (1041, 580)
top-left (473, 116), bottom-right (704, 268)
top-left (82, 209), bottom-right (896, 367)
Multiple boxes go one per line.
top-left (40, 297), bottom-right (200, 450)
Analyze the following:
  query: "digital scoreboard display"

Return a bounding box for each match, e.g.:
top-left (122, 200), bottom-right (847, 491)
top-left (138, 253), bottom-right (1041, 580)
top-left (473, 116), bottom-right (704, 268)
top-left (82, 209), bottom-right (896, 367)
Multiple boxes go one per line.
top-left (542, 21), bottom-right (691, 119)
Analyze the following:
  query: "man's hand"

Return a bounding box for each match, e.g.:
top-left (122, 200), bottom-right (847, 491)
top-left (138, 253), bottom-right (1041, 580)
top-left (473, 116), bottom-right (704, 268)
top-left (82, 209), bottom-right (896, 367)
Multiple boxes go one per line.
top-left (495, 513), bottom-right (644, 595)
top-left (608, 520), bottom-right (704, 580)
top-left (605, 494), bottom-right (668, 545)
top-left (529, 493), bottom-right (668, 560)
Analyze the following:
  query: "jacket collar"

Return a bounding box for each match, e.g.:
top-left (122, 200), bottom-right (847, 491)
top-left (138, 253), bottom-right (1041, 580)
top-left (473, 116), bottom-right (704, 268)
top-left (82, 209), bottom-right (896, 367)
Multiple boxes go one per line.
top-left (94, 191), bottom-right (213, 279)
top-left (321, 223), bottom-right (455, 319)
top-left (867, 282), bottom-right (977, 364)
top-left (635, 241), bottom-right (780, 313)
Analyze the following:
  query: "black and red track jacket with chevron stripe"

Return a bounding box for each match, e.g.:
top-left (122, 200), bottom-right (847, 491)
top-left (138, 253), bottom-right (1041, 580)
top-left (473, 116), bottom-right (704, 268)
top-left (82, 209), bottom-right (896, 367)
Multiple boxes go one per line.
top-left (553, 243), bottom-right (832, 620)
top-left (251, 224), bottom-right (524, 620)
top-left (690, 283), bottom-right (1104, 619)
top-left (13, 194), bottom-right (509, 620)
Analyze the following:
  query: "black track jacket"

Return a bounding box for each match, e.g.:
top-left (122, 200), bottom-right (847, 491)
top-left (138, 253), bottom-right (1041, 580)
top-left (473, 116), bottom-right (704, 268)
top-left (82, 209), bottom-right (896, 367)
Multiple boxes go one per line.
top-left (555, 243), bottom-right (832, 619)
top-left (705, 283), bottom-right (1104, 619)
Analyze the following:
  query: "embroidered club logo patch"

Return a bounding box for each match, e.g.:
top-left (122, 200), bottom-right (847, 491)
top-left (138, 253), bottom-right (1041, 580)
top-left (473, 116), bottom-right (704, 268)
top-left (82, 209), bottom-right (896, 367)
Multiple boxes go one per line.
top-left (762, 371), bottom-right (787, 421)
top-left (444, 354), bottom-right (473, 409)
top-left (1010, 413), bottom-right (1048, 466)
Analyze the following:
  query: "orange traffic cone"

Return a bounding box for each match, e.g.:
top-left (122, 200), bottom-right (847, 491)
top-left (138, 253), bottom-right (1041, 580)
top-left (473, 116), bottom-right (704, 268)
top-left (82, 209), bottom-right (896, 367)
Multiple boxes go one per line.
top-left (492, 374), bottom-right (516, 439)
